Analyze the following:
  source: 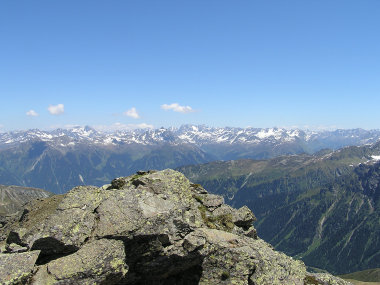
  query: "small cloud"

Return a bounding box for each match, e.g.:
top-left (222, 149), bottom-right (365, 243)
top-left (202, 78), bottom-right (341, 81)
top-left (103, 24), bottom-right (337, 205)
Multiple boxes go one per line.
top-left (134, 123), bottom-right (154, 129)
top-left (315, 125), bottom-right (338, 131)
top-left (45, 124), bottom-right (78, 131)
top-left (123, 107), bottom-right (140, 119)
top-left (26, 110), bottom-right (39, 117)
top-left (48, 104), bottom-right (64, 115)
top-left (94, 122), bottom-right (154, 132)
top-left (161, 103), bottom-right (195, 113)
top-left (301, 125), bottom-right (339, 131)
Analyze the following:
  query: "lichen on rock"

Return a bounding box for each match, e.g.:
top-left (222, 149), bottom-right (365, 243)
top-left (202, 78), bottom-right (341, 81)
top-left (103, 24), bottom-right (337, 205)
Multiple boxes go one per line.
top-left (0, 169), bottom-right (352, 284)
top-left (31, 239), bottom-right (127, 284)
top-left (0, 250), bottom-right (40, 284)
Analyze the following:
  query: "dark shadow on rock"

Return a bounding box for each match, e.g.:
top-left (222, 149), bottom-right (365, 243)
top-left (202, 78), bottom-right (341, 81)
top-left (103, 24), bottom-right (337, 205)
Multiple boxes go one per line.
top-left (118, 234), bottom-right (203, 285)
top-left (31, 237), bottom-right (78, 265)
top-left (6, 231), bottom-right (28, 247)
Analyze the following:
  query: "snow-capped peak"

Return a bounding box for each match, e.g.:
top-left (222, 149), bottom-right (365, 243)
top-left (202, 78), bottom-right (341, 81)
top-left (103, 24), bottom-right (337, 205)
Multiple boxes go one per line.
top-left (0, 125), bottom-right (380, 150)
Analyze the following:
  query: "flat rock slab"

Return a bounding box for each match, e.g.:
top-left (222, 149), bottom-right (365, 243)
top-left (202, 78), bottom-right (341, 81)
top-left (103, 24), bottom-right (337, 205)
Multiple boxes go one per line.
top-left (31, 239), bottom-right (127, 284)
top-left (0, 250), bottom-right (40, 284)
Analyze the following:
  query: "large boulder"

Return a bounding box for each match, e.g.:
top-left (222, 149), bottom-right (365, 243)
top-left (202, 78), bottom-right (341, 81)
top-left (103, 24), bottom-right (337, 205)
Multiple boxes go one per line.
top-left (1, 169), bottom-right (352, 284)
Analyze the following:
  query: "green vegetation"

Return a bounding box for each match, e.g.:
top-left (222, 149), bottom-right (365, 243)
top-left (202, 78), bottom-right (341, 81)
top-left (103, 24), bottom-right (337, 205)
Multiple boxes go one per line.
top-left (221, 271), bottom-right (230, 280)
top-left (304, 275), bottom-right (321, 285)
top-left (0, 142), bottom-right (213, 194)
top-left (180, 142), bottom-right (380, 274)
top-left (0, 185), bottom-right (52, 216)
top-left (198, 205), bottom-right (234, 232)
top-left (339, 268), bottom-right (380, 282)
top-left (193, 194), bottom-right (204, 203)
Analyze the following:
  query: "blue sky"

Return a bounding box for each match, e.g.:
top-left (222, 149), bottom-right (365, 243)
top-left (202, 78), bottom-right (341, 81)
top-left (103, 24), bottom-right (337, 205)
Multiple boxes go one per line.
top-left (1, 0), bottom-right (380, 131)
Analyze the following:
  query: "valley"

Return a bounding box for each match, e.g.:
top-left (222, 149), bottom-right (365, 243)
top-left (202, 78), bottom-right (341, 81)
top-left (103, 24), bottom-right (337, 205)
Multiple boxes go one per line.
top-left (178, 143), bottom-right (380, 274)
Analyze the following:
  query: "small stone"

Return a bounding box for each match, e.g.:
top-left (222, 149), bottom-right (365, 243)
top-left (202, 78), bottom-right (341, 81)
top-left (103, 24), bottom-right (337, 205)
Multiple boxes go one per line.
top-left (6, 243), bottom-right (28, 253)
top-left (190, 183), bottom-right (208, 194)
top-left (183, 232), bottom-right (206, 252)
top-left (233, 206), bottom-right (256, 227)
top-left (202, 194), bottom-right (224, 210)
top-left (244, 227), bottom-right (258, 239)
top-left (100, 184), bottom-right (111, 190)
top-left (110, 177), bottom-right (127, 189)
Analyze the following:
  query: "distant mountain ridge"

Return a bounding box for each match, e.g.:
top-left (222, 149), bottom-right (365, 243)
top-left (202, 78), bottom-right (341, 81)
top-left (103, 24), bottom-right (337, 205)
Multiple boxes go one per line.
top-left (1, 125), bottom-right (380, 194)
top-left (1, 125), bottom-right (380, 152)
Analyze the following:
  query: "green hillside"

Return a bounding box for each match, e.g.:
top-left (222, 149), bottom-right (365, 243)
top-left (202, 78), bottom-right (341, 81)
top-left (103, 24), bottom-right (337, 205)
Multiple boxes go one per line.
top-left (0, 185), bottom-right (51, 216)
top-left (178, 142), bottom-right (380, 274)
top-left (0, 141), bottom-right (214, 194)
top-left (339, 268), bottom-right (380, 282)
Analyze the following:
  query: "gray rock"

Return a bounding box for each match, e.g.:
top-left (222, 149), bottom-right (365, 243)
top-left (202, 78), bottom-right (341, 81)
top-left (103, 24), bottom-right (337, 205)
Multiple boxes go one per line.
top-left (30, 239), bottom-right (127, 284)
top-left (190, 183), bottom-right (208, 194)
top-left (200, 194), bottom-right (224, 210)
top-left (5, 243), bottom-right (28, 253)
top-left (100, 184), bottom-right (111, 190)
top-left (0, 250), bottom-right (40, 284)
top-left (233, 205), bottom-right (256, 227)
top-left (243, 226), bottom-right (258, 239)
top-left (1, 169), bottom-right (352, 285)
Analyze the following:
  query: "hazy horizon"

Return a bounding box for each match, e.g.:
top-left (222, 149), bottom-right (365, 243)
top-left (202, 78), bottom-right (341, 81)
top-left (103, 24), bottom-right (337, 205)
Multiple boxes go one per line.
top-left (1, 123), bottom-right (379, 134)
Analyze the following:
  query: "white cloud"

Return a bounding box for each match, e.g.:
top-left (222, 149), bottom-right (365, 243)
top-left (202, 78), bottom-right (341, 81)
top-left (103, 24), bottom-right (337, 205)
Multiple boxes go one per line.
top-left (48, 104), bottom-right (64, 115)
top-left (314, 125), bottom-right (338, 131)
top-left (45, 124), bottom-right (79, 131)
top-left (134, 123), bottom-right (154, 129)
top-left (277, 124), bottom-right (340, 131)
top-left (94, 122), bottom-right (154, 132)
top-left (161, 103), bottom-right (195, 113)
top-left (297, 125), bottom-right (339, 131)
top-left (123, 107), bottom-right (140, 119)
top-left (26, 110), bottom-right (39, 117)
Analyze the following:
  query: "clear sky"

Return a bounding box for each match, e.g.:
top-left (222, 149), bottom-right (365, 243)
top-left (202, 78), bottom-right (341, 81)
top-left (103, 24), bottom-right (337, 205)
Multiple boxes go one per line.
top-left (1, 0), bottom-right (380, 131)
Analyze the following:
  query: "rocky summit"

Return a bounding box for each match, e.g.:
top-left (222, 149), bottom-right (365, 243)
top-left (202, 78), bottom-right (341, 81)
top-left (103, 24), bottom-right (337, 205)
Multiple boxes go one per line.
top-left (0, 169), bottom-right (351, 284)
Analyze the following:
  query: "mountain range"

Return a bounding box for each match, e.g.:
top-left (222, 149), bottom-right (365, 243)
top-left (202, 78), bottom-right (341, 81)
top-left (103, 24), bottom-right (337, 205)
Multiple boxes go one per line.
top-left (1, 125), bottom-right (380, 193)
top-left (2, 125), bottom-right (380, 153)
